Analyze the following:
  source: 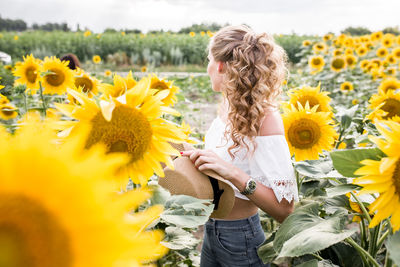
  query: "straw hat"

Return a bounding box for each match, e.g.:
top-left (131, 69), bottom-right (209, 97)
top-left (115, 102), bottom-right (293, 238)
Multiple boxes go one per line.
top-left (159, 143), bottom-right (235, 219)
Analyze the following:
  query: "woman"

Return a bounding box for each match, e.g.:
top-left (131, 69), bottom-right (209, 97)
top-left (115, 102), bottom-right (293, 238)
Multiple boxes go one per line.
top-left (181, 25), bottom-right (299, 266)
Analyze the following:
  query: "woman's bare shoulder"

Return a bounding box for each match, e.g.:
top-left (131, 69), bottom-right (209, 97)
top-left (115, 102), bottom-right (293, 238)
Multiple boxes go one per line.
top-left (259, 107), bottom-right (284, 136)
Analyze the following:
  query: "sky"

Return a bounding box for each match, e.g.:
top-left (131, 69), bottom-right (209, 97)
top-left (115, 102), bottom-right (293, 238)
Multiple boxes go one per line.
top-left (1, 0), bottom-right (399, 35)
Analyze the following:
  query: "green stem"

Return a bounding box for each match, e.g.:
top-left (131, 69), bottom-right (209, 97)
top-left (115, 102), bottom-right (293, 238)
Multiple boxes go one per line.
top-left (346, 237), bottom-right (380, 267)
top-left (360, 217), bottom-right (367, 249)
top-left (384, 251), bottom-right (392, 267)
top-left (311, 253), bottom-right (324, 261)
top-left (369, 221), bottom-right (381, 257)
top-left (350, 191), bottom-right (372, 223)
top-left (377, 229), bottom-right (390, 250)
top-left (23, 91), bottom-right (28, 114)
top-left (39, 82), bottom-right (47, 116)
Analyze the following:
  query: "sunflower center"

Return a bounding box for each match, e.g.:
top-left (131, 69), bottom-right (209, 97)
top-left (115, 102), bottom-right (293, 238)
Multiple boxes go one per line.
top-left (312, 58), bottom-right (321, 65)
top-left (1, 108), bottom-right (15, 117)
top-left (393, 160), bottom-right (400, 196)
top-left (85, 105), bottom-right (153, 163)
top-left (288, 118), bottom-right (321, 149)
top-left (0, 194), bottom-right (72, 267)
top-left (45, 68), bottom-right (65, 87)
top-left (151, 81), bottom-right (169, 90)
top-left (25, 67), bottom-right (37, 83)
top-left (332, 59), bottom-right (345, 69)
top-left (344, 85), bottom-right (350, 90)
top-left (75, 77), bottom-right (93, 93)
top-left (382, 99), bottom-right (400, 119)
top-left (298, 96), bottom-right (321, 111)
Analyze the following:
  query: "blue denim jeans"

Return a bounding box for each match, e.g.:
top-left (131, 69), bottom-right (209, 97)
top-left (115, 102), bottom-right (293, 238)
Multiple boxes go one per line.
top-left (200, 213), bottom-right (270, 267)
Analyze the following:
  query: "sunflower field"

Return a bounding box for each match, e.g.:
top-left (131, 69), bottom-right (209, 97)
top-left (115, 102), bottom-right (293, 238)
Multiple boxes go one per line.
top-left (0, 30), bottom-right (308, 69)
top-left (1, 29), bottom-right (400, 267)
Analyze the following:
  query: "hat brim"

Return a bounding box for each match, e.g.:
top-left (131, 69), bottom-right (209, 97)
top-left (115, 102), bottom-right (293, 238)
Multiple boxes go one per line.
top-left (159, 156), bottom-right (235, 219)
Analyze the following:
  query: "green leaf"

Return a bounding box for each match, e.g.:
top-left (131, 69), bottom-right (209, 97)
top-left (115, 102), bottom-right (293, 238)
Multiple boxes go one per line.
top-left (330, 148), bottom-right (385, 177)
top-left (160, 195), bottom-right (214, 228)
top-left (274, 202), bottom-right (322, 252)
top-left (278, 216), bottom-right (356, 258)
top-left (274, 202), bottom-right (356, 258)
top-left (161, 226), bottom-right (199, 250)
top-left (387, 230), bottom-right (400, 265)
top-left (296, 259), bottom-right (319, 267)
top-left (325, 184), bottom-right (361, 198)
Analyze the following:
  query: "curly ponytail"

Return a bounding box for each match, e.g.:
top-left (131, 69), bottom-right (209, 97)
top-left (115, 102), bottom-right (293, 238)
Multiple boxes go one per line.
top-left (208, 25), bottom-right (288, 159)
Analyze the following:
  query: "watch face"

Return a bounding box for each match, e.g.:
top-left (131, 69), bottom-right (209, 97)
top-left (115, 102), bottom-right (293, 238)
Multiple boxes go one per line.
top-left (249, 180), bottom-right (257, 190)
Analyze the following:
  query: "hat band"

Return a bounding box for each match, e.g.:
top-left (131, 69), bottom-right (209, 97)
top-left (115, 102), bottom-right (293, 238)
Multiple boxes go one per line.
top-left (207, 176), bottom-right (224, 210)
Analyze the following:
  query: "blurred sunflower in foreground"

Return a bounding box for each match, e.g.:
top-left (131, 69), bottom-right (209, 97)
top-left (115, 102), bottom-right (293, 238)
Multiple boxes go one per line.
top-left (0, 114), bottom-right (168, 266)
top-left (282, 102), bottom-right (337, 161)
top-left (55, 76), bottom-right (186, 185)
top-left (353, 120), bottom-right (400, 232)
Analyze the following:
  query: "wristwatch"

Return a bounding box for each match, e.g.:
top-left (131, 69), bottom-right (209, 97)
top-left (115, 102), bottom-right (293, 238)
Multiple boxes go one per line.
top-left (240, 177), bottom-right (257, 195)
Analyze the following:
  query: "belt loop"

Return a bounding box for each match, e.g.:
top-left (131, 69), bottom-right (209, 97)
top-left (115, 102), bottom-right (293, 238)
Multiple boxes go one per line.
top-left (247, 216), bottom-right (256, 236)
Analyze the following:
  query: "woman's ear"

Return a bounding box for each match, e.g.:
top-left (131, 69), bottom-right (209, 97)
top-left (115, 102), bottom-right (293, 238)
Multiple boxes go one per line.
top-left (217, 62), bottom-right (224, 73)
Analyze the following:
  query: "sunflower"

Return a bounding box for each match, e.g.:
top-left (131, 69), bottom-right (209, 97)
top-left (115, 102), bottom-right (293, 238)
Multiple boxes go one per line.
top-left (179, 120), bottom-right (198, 144)
top-left (13, 35), bottom-right (18, 41)
top-left (92, 55), bottom-right (101, 64)
top-left (308, 55), bottom-right (325, 71)
top-left (330, 56), bottom-right (346, 72)
top-left (387, 67), bottom-right (397, 76)
top-left (0, 114), bottom-right (168, 266)
top-left (312, 42), bottom-right (328, 53)
top-left (189, 32), bottom-right (196, 37)
top-left (382, 33), bottom-right (395, 48)
top-left (42, 56), bottom-right (75, 95)
top-left (150, 74), bottom-right (180, 106)
top-left (141, 66), bottom-right (147, 72)
top-left (286, 83), bottom-right (332, 113)
top-left (360, 59), bottom-right (370, 70)
top-left (340, 81), bottom-right (354, 92)
top-left (207, 31), bottom-right (214, 37)
top-left (371, 31), bottom-right (383, 42)
top-left (0, 94), bottom-right (9, 105)
top-left (100, 72), bottom-right (137, 98)
top-left (55, 76), bottom-right (186, 185)
top-left (13, 54), bottom-right (42, 94)
top-left (353, 120), bottom-right (400, 231)
top-left (74, 68), bottom-right (100, 96)
top-left (356, 46), bottom-right (368, 57)
top-left (200, 31), bottom-right (205, 36)
top-left (332, 48), bottom-right (342, 56)
top-left (0, 78), bottom-right (4, 91)
top-left (378, 77), bottom-right (400, 94)
top-left (344, 48), bottom-right (354, 55)
top-left (104, 70), bottom-right (112, 77)
top-left (369, 90), bottom-right (400, 120)
top-left (377, 47), bottom-right (389, 58)
top-left (323, 34), bottom-right (333, 42)
top-left (302, 40), bottom-right (311, 46)
top-left (385, 54), bottom-right (397, 65)
top-left (352, 99), bottom-right (359, 105)
top-left (282, 102), bottom-right (337, 161)
top-left (83, 30), bottom-right (91, 37)
top-left (345, 54), bottom-right (357, 69)
top-left (0, 104), bottom-right (18, 120)
top-left (392, 47), bottom-right (400, 60)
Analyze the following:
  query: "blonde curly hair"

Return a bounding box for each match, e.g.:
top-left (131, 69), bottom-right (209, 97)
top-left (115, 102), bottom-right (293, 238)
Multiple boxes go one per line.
top-left (208, 24), bottom-right (288, 159)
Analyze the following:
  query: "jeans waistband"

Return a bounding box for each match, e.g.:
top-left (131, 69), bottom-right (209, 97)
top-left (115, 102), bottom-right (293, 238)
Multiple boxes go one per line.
top-left (206, 212), bottom-right (260, 229)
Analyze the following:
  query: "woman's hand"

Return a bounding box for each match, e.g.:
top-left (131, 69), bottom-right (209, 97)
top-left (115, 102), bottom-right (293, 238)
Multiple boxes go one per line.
top-left (180, 149), bottom-right (243, 182)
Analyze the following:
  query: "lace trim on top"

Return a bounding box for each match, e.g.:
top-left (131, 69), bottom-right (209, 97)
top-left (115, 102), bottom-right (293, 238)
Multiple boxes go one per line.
top-left (253, 176), bottom-right (299, 203)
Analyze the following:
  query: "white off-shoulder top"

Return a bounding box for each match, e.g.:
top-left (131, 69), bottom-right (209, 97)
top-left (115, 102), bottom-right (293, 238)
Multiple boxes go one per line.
top-left (204, 116), bottom-right (299, 203)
